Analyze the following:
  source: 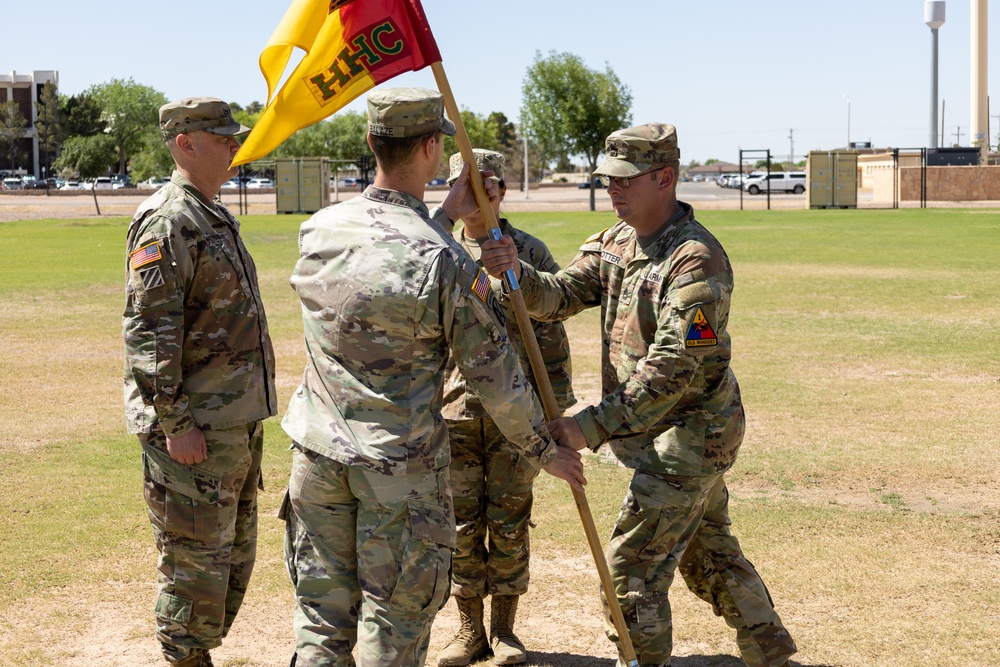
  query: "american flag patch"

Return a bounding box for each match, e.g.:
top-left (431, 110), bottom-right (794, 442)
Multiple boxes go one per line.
top-left (130, 242), bottom-right (162, 269)
top-left (470, 268), bottom-right (491, 302)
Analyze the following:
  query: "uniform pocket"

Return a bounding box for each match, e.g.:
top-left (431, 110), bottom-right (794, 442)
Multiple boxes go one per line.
top-left (142, 445), bottom-right (224, 546)
top-left (198, 234), bottom-right (252, 318)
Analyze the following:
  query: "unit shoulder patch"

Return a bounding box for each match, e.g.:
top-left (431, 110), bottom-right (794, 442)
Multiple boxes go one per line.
top-left (685, 305), bottom-right (718, 347)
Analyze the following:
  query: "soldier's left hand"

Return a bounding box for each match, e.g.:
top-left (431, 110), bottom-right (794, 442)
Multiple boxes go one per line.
top-left (441, 161), bottom-right (499, 223)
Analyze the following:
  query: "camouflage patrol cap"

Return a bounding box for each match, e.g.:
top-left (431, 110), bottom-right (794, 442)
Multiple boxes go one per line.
top-left (159, 97), bottom-right (250, 141)
top-left (593, 123), bottom-right (680, 178)
top-left (367, 87), bottom-right (457, 138)
top-left (447, 149), bottom-right (505, 185)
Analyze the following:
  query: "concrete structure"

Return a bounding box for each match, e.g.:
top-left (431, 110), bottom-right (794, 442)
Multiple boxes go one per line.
top-left (0, 70), bottom-right (58, 178)
top-left (970, 0), bottom-right (988, 153)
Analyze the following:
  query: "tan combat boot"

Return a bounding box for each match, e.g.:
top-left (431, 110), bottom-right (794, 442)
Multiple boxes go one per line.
top-left (490, 595), bottom-right (526, 665)
top-left (437, 596), bottom-right (489, 666)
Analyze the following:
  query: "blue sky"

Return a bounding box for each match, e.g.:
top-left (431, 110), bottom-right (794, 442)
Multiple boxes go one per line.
top-left (3, 0), bottom-right (998, 165)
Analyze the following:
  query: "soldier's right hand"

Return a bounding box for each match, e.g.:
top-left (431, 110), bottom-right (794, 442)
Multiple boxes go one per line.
top-left (543, 445), bottom-right (586, 492)
top-left (166, 427), bottom-right (208, 465)
top-left (480, 235), bottom-right (522, 281)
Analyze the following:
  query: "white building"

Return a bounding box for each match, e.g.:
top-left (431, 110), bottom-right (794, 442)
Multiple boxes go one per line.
top-left (0, 70), bottom-right (59, 178)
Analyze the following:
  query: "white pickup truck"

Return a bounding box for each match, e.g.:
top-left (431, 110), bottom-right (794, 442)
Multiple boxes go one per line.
top-left (743, 171), bottom-right (807, 195)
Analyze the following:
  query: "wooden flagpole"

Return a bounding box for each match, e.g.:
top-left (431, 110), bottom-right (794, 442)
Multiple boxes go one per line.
top-left (432, 62), bottom-right (639, 667)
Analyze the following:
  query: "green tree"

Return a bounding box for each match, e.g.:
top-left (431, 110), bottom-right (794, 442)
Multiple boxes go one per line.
top-left (88, 78), bottom-right (167, 175)
top-left (60, 92), bottom-right (106, 140)
top-left (53, 134), bottom-right (116, 179)
top-left (0, 100), bottom-right (29, 172)
top-left (128, 126), bottom-right (174, 182)
top-left (521, 51), bottom-right (632, 210)
top-left (705, 158), bottom-right (719, 166)
top-left (34, 82), bottom-right (61, 176)
top-left (441, 109), bottom-right (503, 179)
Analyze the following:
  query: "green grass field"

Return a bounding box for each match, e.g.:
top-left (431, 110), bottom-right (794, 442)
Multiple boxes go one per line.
top-left (1, 207), bottom-right (998, 666)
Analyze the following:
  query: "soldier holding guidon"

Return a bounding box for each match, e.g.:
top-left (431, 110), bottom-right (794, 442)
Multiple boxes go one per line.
top-left (278, 87), bottom-right (585, 667)
top-left (436, 149), bottom-right (576, 667)
top-left (481, 123), bottom-right (797, 667)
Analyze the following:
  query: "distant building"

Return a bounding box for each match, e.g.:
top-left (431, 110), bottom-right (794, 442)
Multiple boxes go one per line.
top-left (0, 70), bottom-right (59, 178)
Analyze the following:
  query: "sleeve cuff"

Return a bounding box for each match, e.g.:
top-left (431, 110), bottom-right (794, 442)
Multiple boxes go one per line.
top-left (574, 408), bottom-right (608, 451)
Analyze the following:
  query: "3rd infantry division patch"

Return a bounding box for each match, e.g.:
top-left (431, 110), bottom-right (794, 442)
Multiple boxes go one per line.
top-left (685, 306), bottom-right (717, 347)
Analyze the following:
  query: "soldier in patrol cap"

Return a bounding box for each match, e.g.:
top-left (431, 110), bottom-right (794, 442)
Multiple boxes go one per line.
top-left (480, 123), bottom-right (797, 667)
top-left (435, 149), bottom-right (576, 667)
top-left (123, 97), bottom-right (277, 666)
top-left (279, 88), bottom-right (586, 667)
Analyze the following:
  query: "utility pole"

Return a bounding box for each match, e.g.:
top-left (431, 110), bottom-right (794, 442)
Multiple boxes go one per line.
top-left (788, 128), bottom-right (794, 168)
top-left (954, 125), bottom-right (964, 145)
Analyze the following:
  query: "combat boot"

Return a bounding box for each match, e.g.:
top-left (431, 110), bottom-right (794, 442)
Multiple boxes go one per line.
top-left (490, 595), bottom-right (526, 665)
top-left (171, 649), bottom-right (214, 667)
top-left (437, 596), bottom-right (489, 666)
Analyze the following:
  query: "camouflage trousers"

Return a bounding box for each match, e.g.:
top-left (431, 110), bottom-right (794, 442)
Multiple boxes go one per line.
top-left (139, 421), bottom-right (264, 664)
top-left (283, 445), bottom-right (455, 667)
top-left (602, 471), bottom-right (796, 667)
top-left (447, 418), bottom-right (540, 598)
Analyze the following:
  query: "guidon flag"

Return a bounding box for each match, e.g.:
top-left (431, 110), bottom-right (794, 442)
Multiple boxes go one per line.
top-left (233, 0), bottom-right (441, 166)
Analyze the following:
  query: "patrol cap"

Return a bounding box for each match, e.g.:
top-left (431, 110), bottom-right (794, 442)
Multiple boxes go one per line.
top-left (367, 87), bottom-right (457, 138)
top-left (447, 149), bottom-right (505, 185)
top-left (593, 122), bottom-right (680, 178)
top-left (159, 97), bottom-right (250, 141)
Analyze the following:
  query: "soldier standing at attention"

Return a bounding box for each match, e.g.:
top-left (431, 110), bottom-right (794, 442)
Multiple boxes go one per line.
top-left (278, 87), bottom-right (585, 667)
top-left (481, 123), bottom-right (797, 667)
top-left (122, 97), bottom-right (277, 667)
top-left (436, 149), bottom-right (575, 667)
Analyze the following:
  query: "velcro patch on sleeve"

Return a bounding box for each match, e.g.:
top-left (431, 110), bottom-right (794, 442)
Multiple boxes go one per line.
top-left (130, 242), bottom-right (162, 269)
top-left (685, 306), bottom-right (718, 347)
top-left (469, 267), bottom-right (491, 302)
top-left (139, 265), bottom-right (165, 290)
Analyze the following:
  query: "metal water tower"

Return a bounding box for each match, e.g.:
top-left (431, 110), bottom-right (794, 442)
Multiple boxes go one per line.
top-left (925, 1), bottom-right (946, 148)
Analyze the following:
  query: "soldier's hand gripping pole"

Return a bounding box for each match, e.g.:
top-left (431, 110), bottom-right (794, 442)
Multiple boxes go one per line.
top-left (432, 62), bottom-right (639, 667)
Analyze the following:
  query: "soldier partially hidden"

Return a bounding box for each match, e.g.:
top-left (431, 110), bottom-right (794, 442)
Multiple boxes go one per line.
top-left (278, 87), bottom-right (585, 667)
top-left (436, 149), bottom-right (576, 667)
top-left (481, 123), bottom-right (797, 667)
top-left (122, 98), bottom-right (277, 667)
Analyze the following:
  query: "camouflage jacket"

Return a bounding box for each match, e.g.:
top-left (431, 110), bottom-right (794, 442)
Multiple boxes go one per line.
top-left (281, 186), bottom-right (557, 475)
top-left (515, 201), bottom-right (744, 476)
top-left (122, 171), bottom-right (277, 436)
top-left (441, 218), bottom-right (575, 421)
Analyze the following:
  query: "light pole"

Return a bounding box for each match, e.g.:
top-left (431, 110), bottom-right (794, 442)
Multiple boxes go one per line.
top-left (925, 1), bottom-right (946, 148)
top-left (844, 95), bottom-right (851, 148)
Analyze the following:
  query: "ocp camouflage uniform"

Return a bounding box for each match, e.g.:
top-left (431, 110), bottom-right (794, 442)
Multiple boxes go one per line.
top-left (123, 171), bottom-right (277, 663)
top-left (441, 218), bottom-right (575, 599)
top-left (513, 201), bottom-right (796, 667)
top-left (281, 185), bottom-right (558, 667)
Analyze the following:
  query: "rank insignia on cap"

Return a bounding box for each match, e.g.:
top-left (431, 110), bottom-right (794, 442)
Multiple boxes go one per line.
top-left (685, 306), bottom-right (717, 347)
top-left (470, 267), bottom-right (491, 302)
top-left (130, 242), bottom-right (162, 269)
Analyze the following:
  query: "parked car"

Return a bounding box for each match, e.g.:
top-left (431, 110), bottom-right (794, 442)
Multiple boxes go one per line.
top-left (110, 173), bottom-right (133, 189)
top-left (138, 177), bottom-right (170, 189)
top-left (221, 179), bottom-right (241, 189)
top-left (246, 177), bottom-right (274, 189)
top-left (743, 171), bottom-right (807, 195)
top-left (427, 177), bottom-right (447, 186)
top-left (2, 177), bottom-right (22, 190)
top-left (60, 180), bottom-right (84, 190)
top-left (336, 177), bottom-right (362, 187)
top-left (578, 178), bottom-right (605, 189)
top-left (92, 177), bottom-right (114, 190)
top-left (22, 176), bottom-right (53, 190)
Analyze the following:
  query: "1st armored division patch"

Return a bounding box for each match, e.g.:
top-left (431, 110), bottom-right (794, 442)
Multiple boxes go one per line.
top-left (685, 306), bottom-right (718, 347)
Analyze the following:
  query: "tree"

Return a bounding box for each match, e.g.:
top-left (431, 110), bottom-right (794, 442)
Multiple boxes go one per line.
top-left (53, 133), bottom-right (117, 214)
top-left (441, 109), bottom-right (503, 179)
top-left (34, 82), bottom-right (61, 176)
top-left (88, 78), bottom-right (167, 175)
top-left (0, 100), bottom-right (29, 172)
top-left (60, 92), bottom-right (106, 140)
top-left (128, 126), bottom-right (174, 182)
top-left (521, 51), bottom-right (632, 210)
